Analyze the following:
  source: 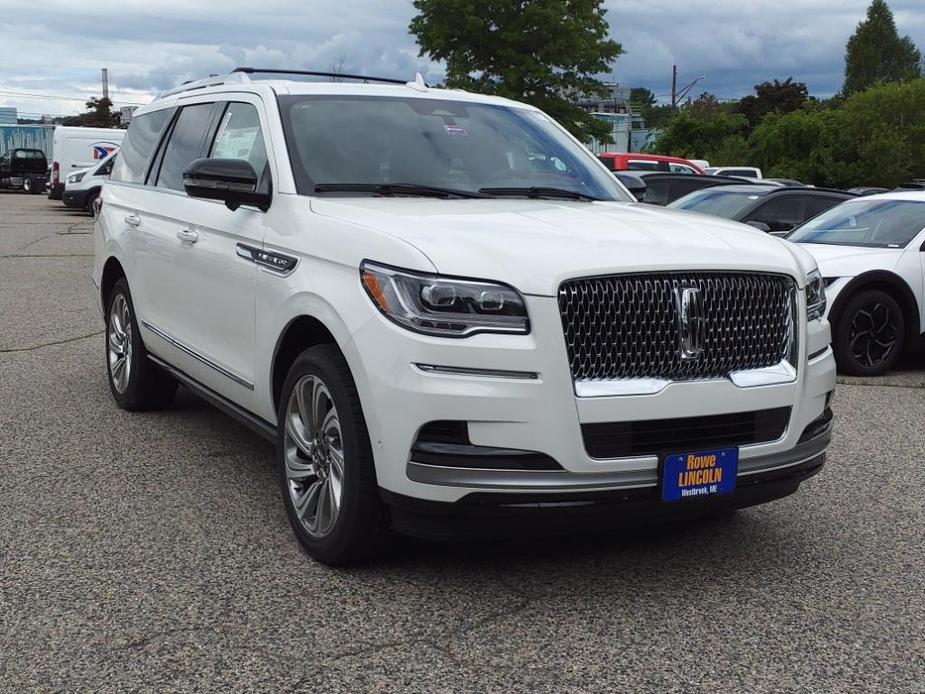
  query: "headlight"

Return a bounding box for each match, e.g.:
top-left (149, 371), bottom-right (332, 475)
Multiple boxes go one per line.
top-left (67, 172), bottom-right (85, 184)
top-left (360, 261), bottom-right (530, 337)
top-left (806, 270), bottom-right (826, 321)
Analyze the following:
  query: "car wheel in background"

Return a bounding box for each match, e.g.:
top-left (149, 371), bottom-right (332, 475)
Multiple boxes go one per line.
top-left (277, 345), bottom-right (386, 565)
top-left (85, 190), bottom-right (99, 213)
top-left (833, 289), bottom-right (905, 377)
top-left (23, 177), bottom-right (33, 194)
top-left (105, 278), bottom-right (178, 410)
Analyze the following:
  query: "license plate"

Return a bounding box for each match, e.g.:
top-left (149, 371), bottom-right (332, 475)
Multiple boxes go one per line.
top-left (662, 447), bottom-right (738, 502)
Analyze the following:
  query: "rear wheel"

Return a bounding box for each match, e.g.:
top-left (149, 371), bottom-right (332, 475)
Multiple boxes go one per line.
top-left (833, 289), bottom-right (905, 376)
top-left (23, 177), bottom-right (34, 194)
top-left (105, 278), bottom-right (177, 410)
top-left (277, 345), bottom-right (386, 565)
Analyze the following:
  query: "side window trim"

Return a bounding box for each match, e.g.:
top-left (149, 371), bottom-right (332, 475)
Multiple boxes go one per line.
top-left (145, 107), bottom-right (181, 186)
top-left (150, 101), bottom-right (223, 189)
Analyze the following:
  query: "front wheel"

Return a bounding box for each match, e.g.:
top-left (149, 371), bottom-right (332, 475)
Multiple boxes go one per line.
top-left (23, 177), bottom-right (34, 194)
top-left (833, 289), bottom-right (905, 376)
top-left (277, 345), bottom-right (386, 565)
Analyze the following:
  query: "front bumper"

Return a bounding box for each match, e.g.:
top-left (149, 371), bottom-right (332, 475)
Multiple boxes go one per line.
top-left (62, 187), bottom-right (91, 209)
top-left (384, 437), bottom-right (827, 540)
top-left (353, 289), bottom-right (836, 507)
top-left (48, 183), bottom-right (64, 200)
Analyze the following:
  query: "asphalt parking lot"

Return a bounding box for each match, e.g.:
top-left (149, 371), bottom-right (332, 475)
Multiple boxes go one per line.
top-left (1, 192), bottom-right (924, 693)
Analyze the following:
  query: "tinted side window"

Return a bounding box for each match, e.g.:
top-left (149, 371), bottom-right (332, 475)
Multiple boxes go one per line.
top-left (97, 156), bottom-right (116, 176)
top-left (110, 110), bottom-right (172, 184)
top-left (156, 103), bottom-right (215, 191)
top-left (804, 195), bottom-right (846, 219)
top-left (209, 102), bottom-right (270, 193)
top-left (746, 195), bottom-right (805, 231)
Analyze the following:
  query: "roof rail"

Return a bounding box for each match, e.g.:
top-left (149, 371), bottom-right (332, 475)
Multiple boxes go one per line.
top-left (157, 72), bottom-right (251, 99)
top-left (233, 66), bottom-right (409, 86)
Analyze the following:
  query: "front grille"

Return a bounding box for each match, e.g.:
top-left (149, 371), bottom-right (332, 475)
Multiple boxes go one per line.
top-left (558, 272), bottom-right (795, 382)
top-left (582, 408), bottom-right (791, 458)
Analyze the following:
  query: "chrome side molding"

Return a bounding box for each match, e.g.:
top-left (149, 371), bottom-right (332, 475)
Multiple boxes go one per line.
top-left (141, 321), bottom-right (254, 390)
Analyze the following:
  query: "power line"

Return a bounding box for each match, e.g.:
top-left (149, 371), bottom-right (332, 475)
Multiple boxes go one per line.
top-left (0, 89), bottom-right (146, 105)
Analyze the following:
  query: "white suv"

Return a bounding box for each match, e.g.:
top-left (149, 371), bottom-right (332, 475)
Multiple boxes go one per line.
top-left (93, 69), bottom-right (836, 564)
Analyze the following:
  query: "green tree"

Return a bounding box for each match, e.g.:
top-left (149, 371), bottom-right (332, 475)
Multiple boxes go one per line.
top-left (734, 78), bottom-right (809, 128)
top-left (409, 0), bottom-right (623, 142)
top-left (62, 97), bottom-right (120, 128)
top-left (650, 95), bottom-right (747, 160)
top-left (843, 0), bottom-right (922, 96)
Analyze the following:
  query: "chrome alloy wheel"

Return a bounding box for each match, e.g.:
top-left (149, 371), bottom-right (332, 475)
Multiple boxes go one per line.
top-left (849, 302), bottom-right (897, 368)
top-left (283, 375), bottom-right (345, 539)
top-left (107, 294), bottom-right (133, 393)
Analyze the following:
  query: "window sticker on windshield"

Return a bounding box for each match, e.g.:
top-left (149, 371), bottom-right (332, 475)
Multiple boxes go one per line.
top-left (213, 127), bottom-right (259, 160)
top-left (444, 125), bottom-right (468, 136)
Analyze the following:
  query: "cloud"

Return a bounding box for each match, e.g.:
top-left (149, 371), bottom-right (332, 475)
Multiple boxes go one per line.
top-left (0, 0), bottom-right (923, 117)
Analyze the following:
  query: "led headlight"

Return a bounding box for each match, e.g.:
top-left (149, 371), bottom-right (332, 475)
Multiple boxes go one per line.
top-left (360, 261), bottom-right (530, 337)
top-left (806, 269), bottom-right (826, 321)
top-left (67, 172), bottom-right (86, 184)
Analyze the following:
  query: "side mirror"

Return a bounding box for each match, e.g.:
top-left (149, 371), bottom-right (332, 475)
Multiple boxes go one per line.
top-left (745, 220), bottom-right (771, 232)
top-left (183, 158), bottom-right (269, 212)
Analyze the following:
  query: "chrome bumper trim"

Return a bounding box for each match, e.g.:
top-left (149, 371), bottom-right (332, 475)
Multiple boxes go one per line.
top-left (407, 429), bottom-right (830, 491)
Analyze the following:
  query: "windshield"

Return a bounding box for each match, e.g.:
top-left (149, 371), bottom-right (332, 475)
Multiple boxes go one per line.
top-left (788, 199), bottom-right (925, 248)
top-left (278, 95), bottom-right (631, 201)
top-left (668, 188), bottom-right (764, 218)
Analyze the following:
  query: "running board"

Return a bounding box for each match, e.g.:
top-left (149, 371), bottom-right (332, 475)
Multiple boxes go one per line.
top-left (147, 354), bottom-right (277, 442)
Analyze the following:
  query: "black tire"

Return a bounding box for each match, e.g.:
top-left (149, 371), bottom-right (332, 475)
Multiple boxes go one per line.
top-left (105, 278), bottom-right (178, 410)
top-left (23, 177), bottom-right (34, 194)
top-left (85, 189), bottom-right (99, 212)
top-left (833, 289), bottom-right (905, 376)
top-left (277, 344), bottom-right (387, 565)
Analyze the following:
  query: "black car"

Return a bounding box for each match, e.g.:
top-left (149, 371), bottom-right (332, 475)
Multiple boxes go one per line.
top-left (668, 184), bottom-right (856, 234)
top-left (615, 171), bottom-right (750, 205)
top-left (0, 148), bottom-right (47, 194)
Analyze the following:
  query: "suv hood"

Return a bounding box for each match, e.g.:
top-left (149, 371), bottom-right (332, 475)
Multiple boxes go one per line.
top-left (311, 198), bottom-right (808, 296)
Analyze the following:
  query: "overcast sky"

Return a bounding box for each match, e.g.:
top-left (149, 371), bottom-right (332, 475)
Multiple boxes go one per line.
top-left (2, 0), bottom-right (924, 118)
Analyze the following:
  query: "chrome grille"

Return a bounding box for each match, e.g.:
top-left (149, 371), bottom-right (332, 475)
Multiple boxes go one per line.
top-left (558, 272), bottom-right (795, 382)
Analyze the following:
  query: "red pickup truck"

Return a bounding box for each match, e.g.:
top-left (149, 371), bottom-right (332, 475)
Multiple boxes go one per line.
top-left (597, 153), bottom-right (705, 175)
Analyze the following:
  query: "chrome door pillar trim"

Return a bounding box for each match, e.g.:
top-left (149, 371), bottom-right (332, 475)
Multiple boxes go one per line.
top-left (141, 320), bottom-right (254, 390)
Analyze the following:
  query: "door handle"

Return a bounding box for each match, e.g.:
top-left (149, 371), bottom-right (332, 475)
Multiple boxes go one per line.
top-left (177, 229), bottom-right (199, 244)
top-left (124, 214), bottom-right (141, 227)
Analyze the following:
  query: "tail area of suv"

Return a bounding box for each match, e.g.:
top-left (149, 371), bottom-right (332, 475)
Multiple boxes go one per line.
top-left (92, 68), bottom-right (836, 565)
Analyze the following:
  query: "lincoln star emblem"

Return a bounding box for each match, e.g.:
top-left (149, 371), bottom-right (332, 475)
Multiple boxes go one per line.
top-left (675, 286), bottom-right (705, 360)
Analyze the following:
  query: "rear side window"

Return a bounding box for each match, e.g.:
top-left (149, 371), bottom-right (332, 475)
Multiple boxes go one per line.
top-left (156, 103), bottom-right (216, 191)
top-left (110, 109), bottom-right (172, 184)
top-left (746, 195), bottom-right (805, 231)
top-left (209, 102), bottom-right (270, 193)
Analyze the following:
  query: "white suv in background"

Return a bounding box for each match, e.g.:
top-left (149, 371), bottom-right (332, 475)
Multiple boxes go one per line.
top-left (93, 68), bottom-right (836, 564)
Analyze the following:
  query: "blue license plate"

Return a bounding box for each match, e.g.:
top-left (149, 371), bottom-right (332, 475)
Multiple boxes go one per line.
top-left (662, 447), bottom-right (738, 502)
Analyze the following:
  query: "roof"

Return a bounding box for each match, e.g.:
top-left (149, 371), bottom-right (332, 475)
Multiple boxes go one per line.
top-left (853, 190), bottom-right (925, 202)
top-left (141, 68), bottom-right (532, 116)
top-left (694, 184), bottom-right (855, 197)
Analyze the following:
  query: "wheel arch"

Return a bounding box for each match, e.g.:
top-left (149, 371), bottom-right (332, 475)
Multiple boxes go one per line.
top-left (100, 256), bottom-right (127, 313)
top-left (829, 270), bottom-right (920, 338)
top-left (271, 315), bottom-right (341, 415)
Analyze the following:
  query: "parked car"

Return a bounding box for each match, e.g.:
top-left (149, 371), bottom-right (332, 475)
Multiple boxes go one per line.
top-left (48, 126), bottom-right (124, 200)
top-left (706, 166), bottom-right (763, 179)
top-left (847, 187), bottom-right (890, 197)
top-left (766, 178), bottom-right (807, 188)
top-left (597, 152), bottom-right (705, 175)
top-left (63, 151), bottom-right (117, 212)
top-left (787, 192), bottom-right (925, 376)
top-left (669, 185), bottom-right (855, 234)
top-left (615, 171), bottom-right (747, 205)
top-left (94, 68), bottom-right (834, 564)
top-left (0, 148), bottom-right (47, 193)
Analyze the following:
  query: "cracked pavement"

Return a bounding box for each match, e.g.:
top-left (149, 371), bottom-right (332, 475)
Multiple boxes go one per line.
top-left (1, 192), bottom-right (924, 693)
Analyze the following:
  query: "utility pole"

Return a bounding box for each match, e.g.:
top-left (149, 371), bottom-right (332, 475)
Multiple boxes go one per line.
top-left (671, 64), bottom-right (678, 109)
top-left (101, 68), bottom-right (109, 101)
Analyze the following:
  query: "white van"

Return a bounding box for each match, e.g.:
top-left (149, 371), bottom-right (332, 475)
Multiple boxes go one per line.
top-left (62, 151), bottom-right (117, 211)
top-left (48, 126), bottom-right (125, 199)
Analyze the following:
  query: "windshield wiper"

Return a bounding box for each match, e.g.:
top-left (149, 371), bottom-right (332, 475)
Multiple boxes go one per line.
top-left (478, 186), bottom-right (601, 201)
top-left (314, 183), bottom-right (487, 199)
